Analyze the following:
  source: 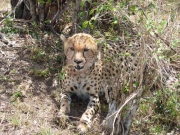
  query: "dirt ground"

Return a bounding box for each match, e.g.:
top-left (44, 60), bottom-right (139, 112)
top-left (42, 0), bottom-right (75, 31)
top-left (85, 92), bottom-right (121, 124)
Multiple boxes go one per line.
top-left (0, 1), bottom-right (180, 135)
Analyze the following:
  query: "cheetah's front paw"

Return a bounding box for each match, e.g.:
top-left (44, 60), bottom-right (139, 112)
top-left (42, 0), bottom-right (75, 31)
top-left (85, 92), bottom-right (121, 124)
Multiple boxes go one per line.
top-left (55, 113), bottom-right (70, 128)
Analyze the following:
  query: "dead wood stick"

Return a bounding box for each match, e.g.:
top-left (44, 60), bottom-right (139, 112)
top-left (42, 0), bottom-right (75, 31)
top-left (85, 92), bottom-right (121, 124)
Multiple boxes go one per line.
top-left (154, 32), bottom-right (177, 53)
top-left (0, 32), bottom-right (13, 47)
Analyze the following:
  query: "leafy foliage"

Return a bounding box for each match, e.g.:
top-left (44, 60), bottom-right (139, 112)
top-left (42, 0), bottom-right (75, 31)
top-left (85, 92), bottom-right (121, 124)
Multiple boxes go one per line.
top-left (0, 0), bottom-right (179, 134)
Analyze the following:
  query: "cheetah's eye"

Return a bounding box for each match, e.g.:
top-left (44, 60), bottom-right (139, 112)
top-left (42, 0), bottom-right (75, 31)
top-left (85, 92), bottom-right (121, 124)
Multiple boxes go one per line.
top-left (70, 47), bottom-right (74, 51)
top-left (84, 48), bottom-right (89, 52)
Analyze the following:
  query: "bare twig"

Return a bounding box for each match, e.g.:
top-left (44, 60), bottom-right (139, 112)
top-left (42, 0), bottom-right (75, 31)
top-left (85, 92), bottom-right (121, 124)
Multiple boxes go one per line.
top-left (13, 25), bottom-right (27, 33)
top-left (0, 114), bottom-right (5, 124)
top-left (154, 32), bottom-right (177, 53)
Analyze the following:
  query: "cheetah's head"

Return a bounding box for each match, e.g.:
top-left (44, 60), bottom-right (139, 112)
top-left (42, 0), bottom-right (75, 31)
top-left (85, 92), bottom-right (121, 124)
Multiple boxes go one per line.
top-left (61, 33), bottom-right (100, 72)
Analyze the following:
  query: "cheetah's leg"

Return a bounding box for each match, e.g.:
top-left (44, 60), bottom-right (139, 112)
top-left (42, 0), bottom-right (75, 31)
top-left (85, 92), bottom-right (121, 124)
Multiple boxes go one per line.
top-left (78, 94), bottom-right (100, 133)
top-left (59, 92), bottom-right (71, 116)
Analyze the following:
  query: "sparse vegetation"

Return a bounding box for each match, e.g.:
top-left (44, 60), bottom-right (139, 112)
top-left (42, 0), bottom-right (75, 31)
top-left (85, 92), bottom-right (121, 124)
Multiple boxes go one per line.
top-left (0, 0), bottom-right (179, 135)
top-left (1, 17), bottom-right (19, 35)
top-left (38, 128), bottom-right (55, 135)
top-left (12, 91), bottom-right (23, 101)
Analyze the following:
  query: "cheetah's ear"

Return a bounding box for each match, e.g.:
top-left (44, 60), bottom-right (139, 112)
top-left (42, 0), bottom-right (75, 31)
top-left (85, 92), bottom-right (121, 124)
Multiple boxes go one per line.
top-left (96, 37), bottom-right (105, 60)
top-left (60, 34), bottom-right (67, 42)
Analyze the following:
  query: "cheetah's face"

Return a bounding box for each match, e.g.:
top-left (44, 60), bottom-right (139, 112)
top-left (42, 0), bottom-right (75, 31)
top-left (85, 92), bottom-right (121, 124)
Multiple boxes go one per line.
top-left (61, 33), bottom-right (99, 72)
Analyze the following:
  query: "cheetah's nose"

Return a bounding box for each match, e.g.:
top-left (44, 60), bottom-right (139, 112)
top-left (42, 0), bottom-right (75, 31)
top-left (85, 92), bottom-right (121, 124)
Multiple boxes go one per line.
top-left (74, 60), bottom-right (83, 64)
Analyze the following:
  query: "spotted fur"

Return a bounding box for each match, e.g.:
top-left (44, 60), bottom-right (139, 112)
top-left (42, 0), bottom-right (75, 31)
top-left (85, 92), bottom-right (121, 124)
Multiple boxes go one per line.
top-left (59, 33), bottom-right (141, 133)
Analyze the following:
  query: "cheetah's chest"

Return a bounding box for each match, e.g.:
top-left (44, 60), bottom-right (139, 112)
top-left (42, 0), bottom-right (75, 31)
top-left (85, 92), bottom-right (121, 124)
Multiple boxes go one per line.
top-left (68, 75), bottom-right (94, 99)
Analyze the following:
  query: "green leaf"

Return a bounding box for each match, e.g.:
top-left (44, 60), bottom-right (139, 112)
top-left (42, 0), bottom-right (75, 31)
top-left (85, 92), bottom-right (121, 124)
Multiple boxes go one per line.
top-left (89, 9), bottom-right (94, 15)
top-left (45, 20), bottom-right (51, 23)
top-left (160, 20), bottom-right (167, 27)
top-left (79, 12), bottom-right (85, 17)
top-left (47, 0), bottom-right (51, 3)
top-left (13, 91), bottom-right (23, 99)
top-left (112, 8), bottom-right (117, 11)
top-left (81, 0), bottom-right (85, 8)
top-left (172, 39), bottom-right (179, 47)
top-left (98, 6), bottom-right (104, 12)
top-left (113, 20), bottom-right (118, 24)
top-left (131, 5), bottom-right (138, 11)
top-left (89, 22), bottom-right (94, 29)
top-left (124, 52), bottom-right (130, 57)
top-left (82, 20), bottom-right (89, 28)
top-left (38, 0), bottom-right (45, 4)
top-left (107, 56), bottom-right (112, 61)
top-left (150, 31), bottom-right (154, 36)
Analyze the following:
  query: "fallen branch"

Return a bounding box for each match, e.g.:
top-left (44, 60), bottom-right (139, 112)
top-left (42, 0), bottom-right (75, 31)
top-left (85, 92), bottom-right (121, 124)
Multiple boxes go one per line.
top-left (13, 25), bottom-right (27, 33)
top-left (0, 32), bottom-right (13, 47)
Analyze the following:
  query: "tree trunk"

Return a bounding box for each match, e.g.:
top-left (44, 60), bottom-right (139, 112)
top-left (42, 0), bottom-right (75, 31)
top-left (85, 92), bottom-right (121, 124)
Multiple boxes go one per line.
top-left (29, 0), bottom-right (36, 21)
top-left (10, 0), bottom-right (68, 32)
top-left (10, 0), bottom-right (94, 33)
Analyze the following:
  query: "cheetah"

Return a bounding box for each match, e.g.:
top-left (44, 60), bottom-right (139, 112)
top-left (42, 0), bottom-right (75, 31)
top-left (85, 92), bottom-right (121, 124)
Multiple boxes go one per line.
top-left (58, 33), bottom-right (143, 133)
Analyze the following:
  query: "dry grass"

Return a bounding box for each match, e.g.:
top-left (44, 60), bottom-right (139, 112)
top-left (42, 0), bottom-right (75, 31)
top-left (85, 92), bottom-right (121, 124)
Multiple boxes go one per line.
top-left (0, 0), bottom-right (180, 135)
top-left (119, 1), bottom-right (180, 134)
